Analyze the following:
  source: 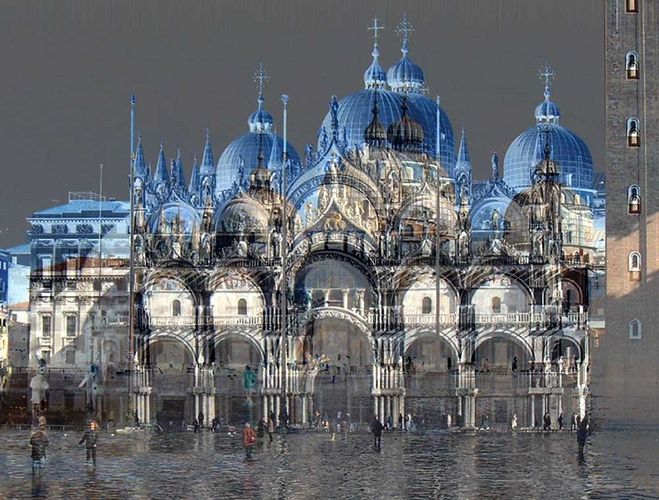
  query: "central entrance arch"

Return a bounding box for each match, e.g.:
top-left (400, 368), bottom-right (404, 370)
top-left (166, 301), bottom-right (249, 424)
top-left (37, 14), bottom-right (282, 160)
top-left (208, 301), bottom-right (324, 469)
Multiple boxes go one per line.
top-left (211, 333), bottom-right (263, 426)
top-left (304, 316), bottom-right (373, 427)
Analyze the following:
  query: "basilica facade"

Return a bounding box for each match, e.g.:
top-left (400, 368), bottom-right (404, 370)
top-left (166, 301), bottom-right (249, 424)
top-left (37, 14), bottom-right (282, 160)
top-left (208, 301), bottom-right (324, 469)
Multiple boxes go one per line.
top-left (125, 18), bottom-right (597, 430)
top-left (18, 16), bottom-right (600, 430)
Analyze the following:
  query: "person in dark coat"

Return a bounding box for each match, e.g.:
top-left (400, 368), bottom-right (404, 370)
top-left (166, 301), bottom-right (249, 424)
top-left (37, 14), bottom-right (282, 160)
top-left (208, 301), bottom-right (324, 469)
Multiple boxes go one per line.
top-left (30, 425), bottom-right (49, 473)
top-left (192, 418), bottom-right (200, 433)
top-left (267, 412), bottom-right (276, 443)
top-left (557, 413), bottom-right (564, 430)
top-left (78, 421), bottom-right (99, 467)
top-left (257, 417), bottom-right (266, 438)
top-left (543, 412), bottom-right (551, 431)
top-left (370, 415), bottom-right (383, 448)
top-left (577, 414), bottom-right (590, 455)
top-left (197, 411), bottom-right (204, 430)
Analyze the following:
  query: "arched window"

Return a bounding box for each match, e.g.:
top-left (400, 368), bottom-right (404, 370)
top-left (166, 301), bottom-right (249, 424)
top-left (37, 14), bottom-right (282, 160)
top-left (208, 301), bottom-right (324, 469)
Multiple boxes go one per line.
top-left (491, 296), bottom-right (502, 314)
top-left (172, 299), bottom-right (181, 317)
top-left (422, 296), bottom-right (432, 314)
top-left (238, 298), bottom-right (248, 316)
top-left (627, 118), bottom-right (640, 147)
top-left (629, 251), bottom-right (641, 281)
top-left (626, 0), bottom-right (638, 13)
top-left (628, 185), bottom-right (641, 214)
top-left (626, 51), bottom-right (640, 79)
top-left (629, 319), bottom-right (641, 339)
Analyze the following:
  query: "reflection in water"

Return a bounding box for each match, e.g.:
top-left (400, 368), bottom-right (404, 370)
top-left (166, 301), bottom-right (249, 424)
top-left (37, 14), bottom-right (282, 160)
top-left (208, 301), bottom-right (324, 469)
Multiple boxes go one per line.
top-left (0, 430), bottom-right (657, 498)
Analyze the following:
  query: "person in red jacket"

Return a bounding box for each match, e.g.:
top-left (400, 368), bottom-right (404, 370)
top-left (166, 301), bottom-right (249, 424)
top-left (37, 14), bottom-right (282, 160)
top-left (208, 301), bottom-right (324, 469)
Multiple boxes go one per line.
top-left (242, 422), bottom-right (257, 460)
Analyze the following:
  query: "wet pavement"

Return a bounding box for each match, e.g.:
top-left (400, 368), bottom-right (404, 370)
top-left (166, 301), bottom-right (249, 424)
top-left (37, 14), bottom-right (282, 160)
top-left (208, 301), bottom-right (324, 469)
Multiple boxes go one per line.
top-left (1, 428), bottom-right (658, 499)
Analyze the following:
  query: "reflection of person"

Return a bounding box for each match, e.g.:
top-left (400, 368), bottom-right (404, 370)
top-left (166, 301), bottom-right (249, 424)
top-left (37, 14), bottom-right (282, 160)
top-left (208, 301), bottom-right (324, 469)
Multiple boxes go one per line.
top-left (30, 425), bottom-right (49, 474)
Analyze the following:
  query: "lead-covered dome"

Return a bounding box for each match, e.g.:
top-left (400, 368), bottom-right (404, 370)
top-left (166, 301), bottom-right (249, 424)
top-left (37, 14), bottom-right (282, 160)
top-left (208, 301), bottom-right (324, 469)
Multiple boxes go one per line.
top-left (216, 65), bottom-right (300, 194)
top-left (503, 73), bottom-right (594, 203)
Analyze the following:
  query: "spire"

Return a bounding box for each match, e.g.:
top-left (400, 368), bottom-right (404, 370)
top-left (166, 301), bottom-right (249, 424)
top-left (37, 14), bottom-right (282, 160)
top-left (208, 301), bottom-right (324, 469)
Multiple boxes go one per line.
top-left (248, 63), bottom-right (274, 133)
top-left (364, 91), bottom-right (387, 147)
top-left (535, 61), bottom-right (560, 124)
top-left (154, 141), bottom-right (169, 183)
top-left (538, 60), bottom-right (556, 101)
top-left (133, 134), bottom-right (148, 177)
top-left (189, 156), bottom-right (200, 195)
top-left (268, 134), bottom-right (283, 170)
top-left (457, 127), bottom-right (470, 163)
top-left (396, 12), bottom-right (414, 58)
top-left (171, 147), bottom-right (186, 193)
top-left (364, 18), bottom-right (387, 89)
top-left (200, 129), bottom-right (214, 176)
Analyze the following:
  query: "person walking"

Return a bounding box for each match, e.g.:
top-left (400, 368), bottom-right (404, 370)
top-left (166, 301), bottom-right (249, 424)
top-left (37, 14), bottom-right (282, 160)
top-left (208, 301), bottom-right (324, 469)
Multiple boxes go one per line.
top-left (570, 412), bottom-right (578, 431)
top-left (543, 412), bottom-right (551, 431)
top-left (192, 418), bottom-right (200, 434)
top-left (257, 417), bottom-right (266, 439)
top-left (267, 412), bottom-right (276, 443)
top-left (398, 413), bottom-right (404, 431)
top-left (197, 411), bottom-right (205, 430)
top-left (30, 425), bottom-right (49, 474)
top-left (558, 413), bottom-right (564, 431)
top-left (243, 423), bottom-right (257, 460)
top-left (370, 415), bottom-right (383, 448)
top-left (78, 421), bottom-right (99, 467)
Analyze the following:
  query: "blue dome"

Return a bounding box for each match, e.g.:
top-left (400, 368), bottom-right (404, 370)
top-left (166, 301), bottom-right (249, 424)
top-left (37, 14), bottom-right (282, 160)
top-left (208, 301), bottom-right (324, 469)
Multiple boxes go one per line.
top-left (364, 45), bottom-right (387, 89)
top-left (318, 88), bottom-right (455, 174)
top-left (248, 107), bottom-right (273, 133)
top-left (216, 133), bottom-right (300, 193)
top-left (503, 124), bottom-right (594, 198)
top-left (535, 99), bottom-right (561, 122)
top-left (387, 55), bottom-right (425, 94)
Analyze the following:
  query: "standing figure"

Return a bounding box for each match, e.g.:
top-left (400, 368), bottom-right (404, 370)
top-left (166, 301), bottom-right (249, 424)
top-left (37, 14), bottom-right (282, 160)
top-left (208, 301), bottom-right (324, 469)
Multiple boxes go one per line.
top-left (78, 421), bottom-right (99, 467)
top-left (198, 411), bottom-right (205, 430)
top-left (558, 413), bottom-right (564, 431)
top-left (511, 413), bottom-right (518, 431)
top-left (242, 423), bottom-right (257, 460)
top-left (370, 415), bottom-right (384, 448)
top-left (577, 414), bottom-right (590, 456)
top-left (267, 412), bottom-right (276, 443)
top-left (543, 412), bottom-right (552, 431)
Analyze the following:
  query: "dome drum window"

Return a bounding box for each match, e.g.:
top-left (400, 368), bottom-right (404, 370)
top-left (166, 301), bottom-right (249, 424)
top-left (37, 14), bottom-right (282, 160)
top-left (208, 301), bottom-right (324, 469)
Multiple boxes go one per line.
top-left (172, 299), bottom-right (181, 317)
top-left (629, 319), bottom-right (641, 340)
top-left (627, 118), bottom-right (640, 147)
top-left (627, 185), bottom-right (641, 214)
top-left (626, 52), bottom-right (640, 79)
top-left (628, 252), bottom-right (641, 281)
top-left (626, 0), bottom-right (638, 13)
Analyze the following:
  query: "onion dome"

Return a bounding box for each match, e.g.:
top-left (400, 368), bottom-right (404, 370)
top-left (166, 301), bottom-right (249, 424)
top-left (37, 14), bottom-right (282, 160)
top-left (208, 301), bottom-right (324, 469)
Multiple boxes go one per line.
top-left (387, 14), bottom-right (425, 94)
top-left (503, 64), bottom-right (594, 203)
top-left (364, 19), bottom-right (387, 89)
top-left (364, 93), bottom-right (387, 146)
top-left (387, 96), bottom-right (424, 152)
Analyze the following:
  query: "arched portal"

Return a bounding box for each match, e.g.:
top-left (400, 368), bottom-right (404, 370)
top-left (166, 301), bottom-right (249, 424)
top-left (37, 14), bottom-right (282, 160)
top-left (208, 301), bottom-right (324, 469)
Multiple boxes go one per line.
top-left (474, 334), bottom-right (531, 430)
top-left (305, 317), bottom-right (373, 426)
top-left (148, 337), bottom-right (196, 430)
top-left (212, 333), bottom-right (263, 425)
top-left (404, 333), bottom-right (458, 428)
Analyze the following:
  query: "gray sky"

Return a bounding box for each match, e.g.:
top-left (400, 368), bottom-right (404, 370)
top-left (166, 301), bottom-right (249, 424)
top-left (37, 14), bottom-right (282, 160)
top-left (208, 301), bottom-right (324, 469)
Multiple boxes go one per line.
top-left (0, 0), bottom-right (603, 248)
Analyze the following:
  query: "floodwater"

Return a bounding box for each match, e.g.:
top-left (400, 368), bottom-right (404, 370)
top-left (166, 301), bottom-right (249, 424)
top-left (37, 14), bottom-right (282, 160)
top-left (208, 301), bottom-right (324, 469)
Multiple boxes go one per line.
top-left (0, 429), bottom-right (658, 499)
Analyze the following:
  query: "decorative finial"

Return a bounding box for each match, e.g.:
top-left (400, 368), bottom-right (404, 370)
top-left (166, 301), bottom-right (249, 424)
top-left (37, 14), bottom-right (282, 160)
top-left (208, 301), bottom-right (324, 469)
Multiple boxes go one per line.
top-left (254, 62), bottom-right (269, 107)
top-left (396, 12), bottom-right (414, 56)
top-left (368, 18), bottom-right (384, 56)
top-left (205, 128), bottom-right (210, 141)
top-left (538, 60), bottom-right (556, 100)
